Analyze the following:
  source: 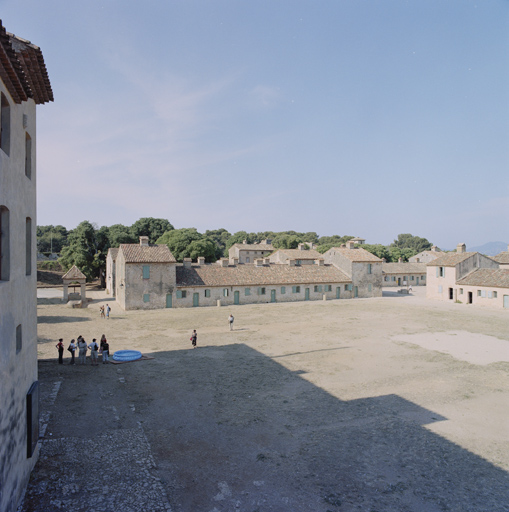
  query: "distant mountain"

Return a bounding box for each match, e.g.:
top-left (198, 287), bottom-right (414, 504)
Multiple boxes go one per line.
top-left (469, 241), bottom-right (508, 256)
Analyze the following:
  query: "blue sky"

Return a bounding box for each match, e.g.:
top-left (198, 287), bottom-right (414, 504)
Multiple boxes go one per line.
top-left (3, 1), bottom-right (508, 248)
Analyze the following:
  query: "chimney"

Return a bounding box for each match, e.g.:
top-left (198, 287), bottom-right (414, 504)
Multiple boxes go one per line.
top-left (315, 259), bottom-right (324, 266)
top-left (139, 236), bottom-right (149, 247)
top-left (219, 258), bottom-right (229, 267)
top-left (346, 241), bottom-right (355, 249)
top-left (264, 257), bottom-right (270, 265)
top-left (398, 257), bottom-right (403, 263)
top-left (431, 245), bottom-right (437, 252)
top-left (243, 240), bottom-right (247, 244)
top-left (197, 256), bottom-right (205, 265)
top-left (298, 243), bottom-right (305, 250)
top-left (254, 258), bottom-right (264, 267)
top-left (456, 243), bottom-right (466, 254)
top-left (231, 257), bottom-right (239, 266)
top-left (183, 258), bottom-right (192, 268)
top-left (382, 258), bottom-right (386, 263)
top-left (288, 259), bottom-right (296, 266)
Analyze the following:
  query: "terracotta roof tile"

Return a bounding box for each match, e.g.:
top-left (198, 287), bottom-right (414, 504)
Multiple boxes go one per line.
top-left (456, 268), bottom-right (509, 288)
top-left (275, 249), bottom-right (323, 260)
top-left (177, 263), bottom-right (351, 287)
top-left (493, 252), bottom-right (509, 264)
top-left (426, 252), bottom-right (482, 267)
top-left (327, 247), bottom-right (383, 262)
top-left (231, 243), bottom-right (273, 251)
top-left (119, 244), bottom-right (176, 263)
top-left (62, 265), bottom-right (86, 281)
top-left (382, 262), bottom-right (426, 274)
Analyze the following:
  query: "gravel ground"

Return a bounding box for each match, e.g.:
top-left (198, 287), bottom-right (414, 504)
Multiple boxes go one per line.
top-left (21, 288), bottom-right (509, 512)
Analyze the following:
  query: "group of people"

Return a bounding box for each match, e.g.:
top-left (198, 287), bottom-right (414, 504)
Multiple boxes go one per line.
top-left (56, 334), bottom-right (110, 365)
top-left (99, 304), bottom-right (111, 319)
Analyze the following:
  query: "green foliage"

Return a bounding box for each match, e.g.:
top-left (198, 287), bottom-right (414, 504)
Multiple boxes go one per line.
top-left (59, 221), bottom-right (99, 281)
top-left (272, 234), bottom-right (301, 249)
top-left (224, 231), bottom-right (258, 254)
top-left (361, 244), bottom-right (390, 261)
top-left (390, 233), bottom-right (432, 253)
top-left (36, 225), bottom-right (68, 254)
top-left (317, 235), bottom-right (354, 246)
top-left (156, 228), bottom-right (214, 262)
top-left (108, 224), bottom-right (137, 247)
top-left (130, 217), bottom-right (174, 244)
top-left (387, 246), bottom-right (415, 263)
top-left (205, 228), bottom-right (231, 260)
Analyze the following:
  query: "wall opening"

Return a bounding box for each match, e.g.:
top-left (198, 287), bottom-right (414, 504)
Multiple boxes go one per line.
top-left (0, 92), bottom-right (10, 155)
top-left (26, 217), bottom-right (32, 276)
top-left (0, 206), bottom-right (10, 281)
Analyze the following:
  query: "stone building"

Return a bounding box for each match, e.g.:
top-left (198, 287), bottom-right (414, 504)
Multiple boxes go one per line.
top-left (493, 245), bottom-right (509, 269)
top-left (455, 268), bottom-right (509, 309)
top-left (268, 248), bottom-right (323, 265)
top-left (0, 21), bottom-right (53, 512)
top-left (323, 242), bottom-right (383, 298)
top-left (426, 244), bottom-right (499, 304)
top-left (382, 261), bottom-right (427, 287)
top-left (228, 240), bottom-right (273, 264)
top-left (115, 237), bottom-right (177, 310)
top-left (105, 247), bottom-right (118, 296)
top-left (409, 246), bottom-right (441, 264)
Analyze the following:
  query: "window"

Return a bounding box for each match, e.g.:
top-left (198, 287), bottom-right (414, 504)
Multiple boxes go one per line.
top-left (204, 289), bottom-right (211, 298)
top-left (246, 257), bottom-right (250, 263)
top-left (25, 133), bottom-right (32, 178)
top-left (421, 275), bottom-right (425, 280)
top-left (1, 93), bottom-right (10, 155)
top-left (142, 265), bottom-right (150, 279)
top-left (143, 294), bottom-right (150, 303)
top-left (0, 206), bottom-right (10, 281)
top-left (459, 288), bottom-right (463, 295)
top-left (281, 286), bottom-right (286, 294)
top-left (481, 290), bottom-right (486, 298)
top-left (410, 276), bottom-right (414, 281)
top-left (438, 286), bottom-right (443, 293)
top-left (345, 284), bottom-right (353, 291)
top-left (296, 260), bottom-right (302, 265)
top-left (384, 276), bottom-right (389, 282)
top-left (368, 284), bottom-right (372, 292)
top-left (477, 290), bottom-right (481, 297)
top-left (314, 285), bottom-right (322, 293)
top-left (16, 324), bottom-right (22, 354)
top-left (437, 267), bottom-right (445, 277)
top-left (368, 264), bottom-right (372, 274)
top-left (391, 277), bottom-right (396, 282)
top-left (493, 291), bottom-right (498, 299)
top-left (177, 290), bottom-right (187, 299)
top-left (292, 286), bottom-right (301, 293)
top-left (245, 288), bottom-right (251, 296)
top-left (223, 288), bottom-right (229, 297)
top-left (258, 287), bottom-right (266, 295)
top-left (403, 276), bottom-right (408, 282)
top-left (325, 285), bottom-right (332, 292)
top-left (26, 218), bottom-right (32, 275)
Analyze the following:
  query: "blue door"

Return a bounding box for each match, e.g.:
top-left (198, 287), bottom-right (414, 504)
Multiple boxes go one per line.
top-left (336, 287), bottom-right (340, 299)
top-left (234, 291), bottom-right (240, 305)
top-left (504, 295), bottom-right (509, 309)
top-left (193, 293), bottom-right (199, 307)
top-left (270, 289), bottom-right (276, 303)
top-left (166, 294), bottom-right (172, 308)
top-left (305, 288), bottom-right (310, 300)
top-left (354, 286), bottom-right (358, 298)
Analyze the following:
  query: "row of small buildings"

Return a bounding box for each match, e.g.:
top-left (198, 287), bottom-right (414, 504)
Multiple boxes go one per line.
top-left (106, 239), bottom-right (509, 312)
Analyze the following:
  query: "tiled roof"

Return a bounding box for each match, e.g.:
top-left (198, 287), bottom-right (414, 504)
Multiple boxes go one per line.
top-left (0, 22), bottom-right (53, 104)
top-left (62, 265), bottom-right (86, 281)
top-left (231, 243), bottom-right (273, 251)
top-left (493, 252), bottom-right (509, 264)
top-left (456, 268), bottom-right (509, 288)
top-left (119, 244), bottom-right (176, 263)
top-left (328, 247), bottom-right (382, 262)
top-left (382, 262), bottom-right (426, 274)
top-left (107, 248), bottom-right (119, 261)
top-left (177, 263), bottom-right (351, 287)
top-left (426, 252), bottom-right (479, 267)
top-left (275, 249), bottom-right (323, 260)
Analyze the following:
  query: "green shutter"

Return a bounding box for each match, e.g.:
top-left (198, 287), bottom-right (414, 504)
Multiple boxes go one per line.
top-left (143, 265), bottom-right (150, 279)
top-left (436, 267), bottom-right (439, 277)
top-left (176, 290), bottom-right (182, 299)
top-left (281, 286), bottom-right (286, 294)
top-left (143, 294), bottom-right (149, 302)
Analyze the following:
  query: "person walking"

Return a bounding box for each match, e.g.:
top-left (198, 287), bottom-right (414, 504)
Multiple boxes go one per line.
top-left (228, 314), bottom-right (234, 331)
top-left (190, 330), bottom-right (197, 348)
top-left (88, 338), bottom-right (99, 366)
top-left (100, 305), bottom-right (105, 318)
top-left (105, 304), bottom-right (111, 319)
top-left (77, 336), bottom-right (88, 365)
top-left (56, 339), bottom-right (64, 364)
top-left (68, 339), bottom-right (76, 365)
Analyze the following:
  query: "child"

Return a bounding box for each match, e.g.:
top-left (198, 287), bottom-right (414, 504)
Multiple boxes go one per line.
top-left (190, 330), bottom-right (197, 348)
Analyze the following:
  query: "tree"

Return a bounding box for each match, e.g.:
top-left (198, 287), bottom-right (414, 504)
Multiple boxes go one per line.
top-left (272, 234), bottom-right (302, 249)
top-left (390, 234), bottom-right (432, 254)
top-left (205, 228), bottom-right (231, 260)
top-left (361, 244), bottom-right (390, 261)
top-left (156, 228), bottom-right (211, 262)
top-left (59, 221), bottom-right (99, 281)
top-left (36, 225), bottom-right (68, 254)
top-left (130, 217), bottom-right (174, 244)
top-left (224, 231), bottom-right (257, 254)
top-left (108, 224), bottom-right (137, 247)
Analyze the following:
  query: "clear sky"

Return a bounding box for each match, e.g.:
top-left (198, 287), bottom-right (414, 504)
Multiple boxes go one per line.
top-left (3, 1), bottom-right (508, 248)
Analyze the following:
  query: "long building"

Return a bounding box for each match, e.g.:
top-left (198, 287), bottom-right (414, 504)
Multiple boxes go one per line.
top-left (0, 21), bottom-right (53, 512)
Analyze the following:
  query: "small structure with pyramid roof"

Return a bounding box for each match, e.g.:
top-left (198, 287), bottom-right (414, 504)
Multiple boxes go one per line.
top-left (62, 265), bottom-right (87, 303)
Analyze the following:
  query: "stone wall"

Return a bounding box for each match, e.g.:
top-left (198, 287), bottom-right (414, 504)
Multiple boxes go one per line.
top-left (383, 273), bottom-right (426, 287)
top-left (0, 89), bottom-right (39, 512)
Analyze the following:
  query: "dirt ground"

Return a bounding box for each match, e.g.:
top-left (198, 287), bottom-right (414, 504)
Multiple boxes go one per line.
top-left (29, 288), bottom-right (509, 512)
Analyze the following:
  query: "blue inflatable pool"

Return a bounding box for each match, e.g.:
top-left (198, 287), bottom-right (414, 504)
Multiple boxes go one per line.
top-left (113, 350), bottom-right (142, 362)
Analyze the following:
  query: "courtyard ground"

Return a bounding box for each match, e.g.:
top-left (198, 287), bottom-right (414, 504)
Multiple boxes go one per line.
top-left (21, 288), bottom-right (509, 511)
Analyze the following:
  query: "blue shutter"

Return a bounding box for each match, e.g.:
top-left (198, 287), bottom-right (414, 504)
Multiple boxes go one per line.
top-left (143, 265), bottom-right (150, 279)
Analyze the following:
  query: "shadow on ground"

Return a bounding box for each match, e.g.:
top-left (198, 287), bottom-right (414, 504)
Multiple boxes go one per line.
top-left (24, 344), bottom-right (509, 512)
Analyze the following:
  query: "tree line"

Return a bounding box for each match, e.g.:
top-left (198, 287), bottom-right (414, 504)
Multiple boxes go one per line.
top-left (37, 218), bottom-right (433, 281)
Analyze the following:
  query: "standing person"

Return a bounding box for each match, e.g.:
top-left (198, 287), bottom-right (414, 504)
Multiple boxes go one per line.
top-left (102, 338), bottom-right (110, 364)
top-left (77, 336), bottom-right (88, 365)
top-left (88, 338), bottom-right (99, 366)
top-left (190, 330), bottom-right (197, 348)
top-left (105, 304), bottom-right (111, 319)
top-left (56, 339), bottom-right (64, 364)
top-left (100, 305), bottom-right (105, 318)
top-left (68, 339), bottom-right (76, 365)
top-left (100, 334), bottom-right (108, 363)
top-left (228, 314), bottom-right (234, 331)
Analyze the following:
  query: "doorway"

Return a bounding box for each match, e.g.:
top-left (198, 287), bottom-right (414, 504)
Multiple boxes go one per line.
top-left (234, 291), bottom-right (240, 305)
top-left (270, 289), bottom-right (276, 303)
top-left (468, 292), bottom-right (473, 304)
top-left (166, 294), bottom-right (172, 308)
top-left (193, 293), bottom-right (199, 307)
top-left (305, 288), bottom-right (310, 300)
